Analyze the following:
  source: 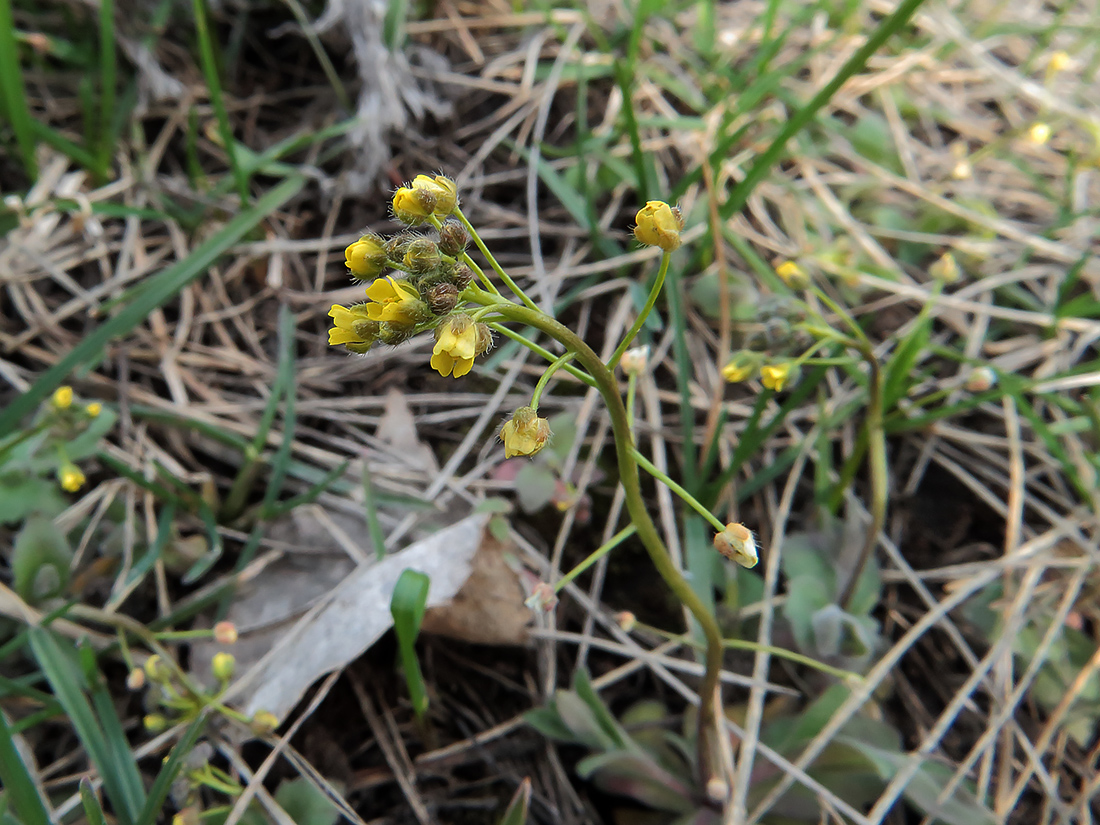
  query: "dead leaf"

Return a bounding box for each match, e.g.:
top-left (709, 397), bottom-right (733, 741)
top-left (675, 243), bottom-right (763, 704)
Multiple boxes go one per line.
top-left (377, 387), bottom-right (438, 474)
top-left (222, 513), bottom-right (491, 721)
top-left (420, 530), bottom-right (532, 646)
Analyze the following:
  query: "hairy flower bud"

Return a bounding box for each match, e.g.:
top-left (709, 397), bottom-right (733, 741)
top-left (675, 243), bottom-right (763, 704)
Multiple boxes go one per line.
top-left (449, 263), bottom-right (474, 291)
top-left (438, 220), bottom-right (469, 256)
top-left (250, 710), bottom-right (279, 736)
top-left (344, 235), bottom-right (386, 280)
top-left (633, 200), bottom-right (683, 252)
top-left (378, 322), bottom-right (416, 346)
top-left (425, 283), bottom-right (460, 315)
top-left (403, 238), bottom-right (442, 274)
top-left (713, 522), bottom-right (758, 568)
top-left (213, 621), bottom-right (238, 645)
top-left (619, 345), bottom-right (649, 376)
top-left (500, 407), bottom-right (551, 458)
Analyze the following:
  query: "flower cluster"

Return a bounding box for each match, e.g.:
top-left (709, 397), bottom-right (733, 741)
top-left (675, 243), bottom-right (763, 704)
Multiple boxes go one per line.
top-left (327, 175), bottom-right (496, 377)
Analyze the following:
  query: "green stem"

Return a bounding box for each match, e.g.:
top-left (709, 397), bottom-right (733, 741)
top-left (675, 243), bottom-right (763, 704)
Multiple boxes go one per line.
top-left (632, 447), bottom-right (726, 533)
top-left (486, 322), bottom-right (598, 388)
top-left (555, 525), bottom-right (637, 593)
top-left (453, 207), bottom-right (540, 311)
top-left (837, 351), bottom-right (887, 611)
top-left (468, 294), bottom-right (729, 795)
top-left (626, 372), bottom-right (638, 435)
top-left (531, 352), bottom-right (575, 410)
top-left (609, 251), bottom-right (670, 369)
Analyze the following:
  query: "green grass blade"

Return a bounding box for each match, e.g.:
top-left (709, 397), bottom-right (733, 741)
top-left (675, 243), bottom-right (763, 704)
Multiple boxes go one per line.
top-left (0, 175), bottom-right (303, 436)
top-left (497, 777), bottom-right (532, 825)
top-left (79, 777), bottom-right (109, 825)
top-left (390, 569), bottom-right (431, 722)
top-left (0, 711), bottom-right (52, 825)
top-left (0, 0), bottom-right (38, 178)
top-left (28, 627), bottom-right (144, 825)
top-left (136, 713), bottom-right (208, 825)
top-left (259, 305), bottom-right (298, 518)
top-left (96, 0), bottom-right (117, 181)
top-left (192, 0), bottom-right (250, 202)
top-left (720, 0), bottom-right (929, 220)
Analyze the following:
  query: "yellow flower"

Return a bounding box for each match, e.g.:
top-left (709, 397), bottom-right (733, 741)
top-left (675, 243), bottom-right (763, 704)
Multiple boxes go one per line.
top-left (1028, 123), bottom-right (1051, 145)
top-left (363, 277), bottom-right (423, 324)
top-left (392, 174), bottom-right (458, 224)
top-left (722, 352), bottom-right (758, 383)
top-left (86, 402), bottom-right (103, 417)
top-left (327, 304), bottom-right (378, 354)
top-left (345, 235), bottom-right (387, 280)
top-left (431, 315), bottom-right (478, 378)
top-left (929, 252), bottom-right (960, 284)
top-left (633, 200), bottom-right (683, 252)
top-left (52, 386), bottom-right (73, 410)
top-left (58, 463), bottom-right (85, 492)
top-left (761, 363), bottom-right (793, 392)
top-left (775, 260), bottom-right (809, 289)
top-left (211, 652), bottom-right (235, 682)
top-left (713, 522), bottom-right (758, 568)
top-left (500, 406), bottom-right (551, 458)
top-left (1048, 51), bottom-right (1071, 73)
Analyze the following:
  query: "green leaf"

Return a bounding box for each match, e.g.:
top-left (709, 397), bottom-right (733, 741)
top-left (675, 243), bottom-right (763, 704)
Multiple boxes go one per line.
top-left (12, 515), bottom-right (73, 604)
top-left (576, 752), bottom-right (695, 813)
top-left (273, 776), bottom-right (341, 825)
top-left (390, 569), bottom-right (430, 721)
top-left (0, 711), bottom-right (51, 825)
top-left (0, 473), bottom-right (66, 525)
top-left (0, 176), bottom-right (304, 438)
top-left (497, 777), bottom-right (531, 825)
top-left (28, 628), bottom-right (145, 824)
top-left (79, 777), bottom-right (108, 825)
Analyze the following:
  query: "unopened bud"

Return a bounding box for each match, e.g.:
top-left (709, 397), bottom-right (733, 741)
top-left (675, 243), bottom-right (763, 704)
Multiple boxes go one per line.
top-left (426, 283), bottom-right (460, 315)
top-left (1048, 51), bottom-right (1072, 73)
top-left (615, 611), bottom-right (637, 632)
top-left (965, 366), bottom-right (997, 392)
top-left (929, 252), bottom-right (960, 284)
top-left (403, 238), bottom-right (442, 274)
top-left (213, 621), bottom-right (238, 645)
top-left (450, 263), bottom-right (474, 290)
top-left (438, 220), bottom-right (469, 256)
top-left (525, 582), bottom-right (558, 613)
top-left (620, 346), bottom-right (649, 376)
top-left (775, 260), bottom-right (810, 289)
top-left (714, 522), bottom-right (758, 568)
top-left (144, 654), bottom-right (171, 684)
top-left (144, 714), bottom-right (168, 733)
top-left (126, 668), bottom-right (146, 691)
top-left (250, 710), bottom-right (279, 736)
top-left (211, 652), bottom-right (235, 683)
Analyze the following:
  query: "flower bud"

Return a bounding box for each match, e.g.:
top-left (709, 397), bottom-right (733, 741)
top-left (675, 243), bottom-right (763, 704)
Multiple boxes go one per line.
top-left (86, 402), bottom-right (103, 417)
top-left (721, 351), bottom-right (758, 383)
top-left (449, 263), bottom-right (474, 291)
top-left (58, 463), bottom-right (85, 493)
top-left (929, 252), bottom-right (960, 284)
top-left (438, 220), bottom-right (469, 256)
top-left (775, 260), bottom-right (810, 289)
top-left (377, 322), bottom-right (416, 346)
top-left (474, 323), bottom-right (494, 356)
top-left (500, 407), bottom-right (551, 458)
top-left (713, 522), bottom-right (758, 568)
top-left (144, 654), bottom-right (171, 684)
top-left (392, 186), bottom-right (435, 225)
top-left (344, 235), bottom-right (387, 280)
top-left (619, 345), bottom-right (649, 376)
top-left (52, 386), bottom-right (74, 410)
top-left (411, 174), bottom-right (458, 217)
top-left (403, 238), bottom-right (442, 274)
top-left (965, 366), bottom-right (997, 392)
top-left (384, 233), bottom-right (414, 261)
top-left (761, 362), bottom-right (797, 392)
top-left (126, 668), bottom-right (146, 691)
top-left (1048, 51), bottom-right (1072, 72)
top-left (144, 714), bottom-right (168, 733)
top-left (425, 283), bottom-right (460, 315)
top-left (615, 611), bottom-right (637, 632)
top-left (211, 652), bottom-right (235, 683)
top-left (633, 200), bottom-right (683, 252)
top-left (524, 582), bottom-right (558, 613)
top-left (250, 710), bottom-right (279, 736)
top-left (213, 621), bottom-right (238, 645)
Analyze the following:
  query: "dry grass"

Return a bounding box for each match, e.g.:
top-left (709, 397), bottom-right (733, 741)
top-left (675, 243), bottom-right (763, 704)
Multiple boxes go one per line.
top-left (2, 0), bottom-right (1100, 822)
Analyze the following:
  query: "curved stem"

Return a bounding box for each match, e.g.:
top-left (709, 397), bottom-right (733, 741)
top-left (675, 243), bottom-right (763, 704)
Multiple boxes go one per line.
top-left (470, 294), bottom-right (729, 799)
top-left (452, 207), bottom-right (540, 311)
top-left (486, 322), bottom-right (597, 388)
top-left (609, 251), bottom-right (670, 369)
top-left (531, 352), bottom-right (575, 410)
top-left (632, 447), bottom-right (726, 534)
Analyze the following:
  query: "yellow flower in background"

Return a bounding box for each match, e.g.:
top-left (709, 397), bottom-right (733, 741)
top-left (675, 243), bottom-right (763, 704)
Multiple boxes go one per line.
top-left (761, 363), bottom-right (793, 392)
top-left (721, 351), bottom-right (758, 383)
top-left (500, 407), bottom-right (551, 458)
top-left (1048, 51), bottom-right (1071, 73)
top-left (431, 315), bottom-right (478, 378)
top-left (364, 277), bottom-right (421, 324)
top-left (929, 252), bottom-right (960, 284)
top-left (52, 386), bottom-right (73, 410)
top-left (86, 402), bottom-right (103, 417)
top-left (1028, 123), bottom-right (1051, 145)
top-left (58, 463), bottom-right (85, 492)
top-left (345, 235), bottom-right (387, 280)
top-left (328, 304), bottom-right (378, 354)
top-left (633, 200), bottom-right (683, 252)
top-left (775, 260), bottom-right (809, 289)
